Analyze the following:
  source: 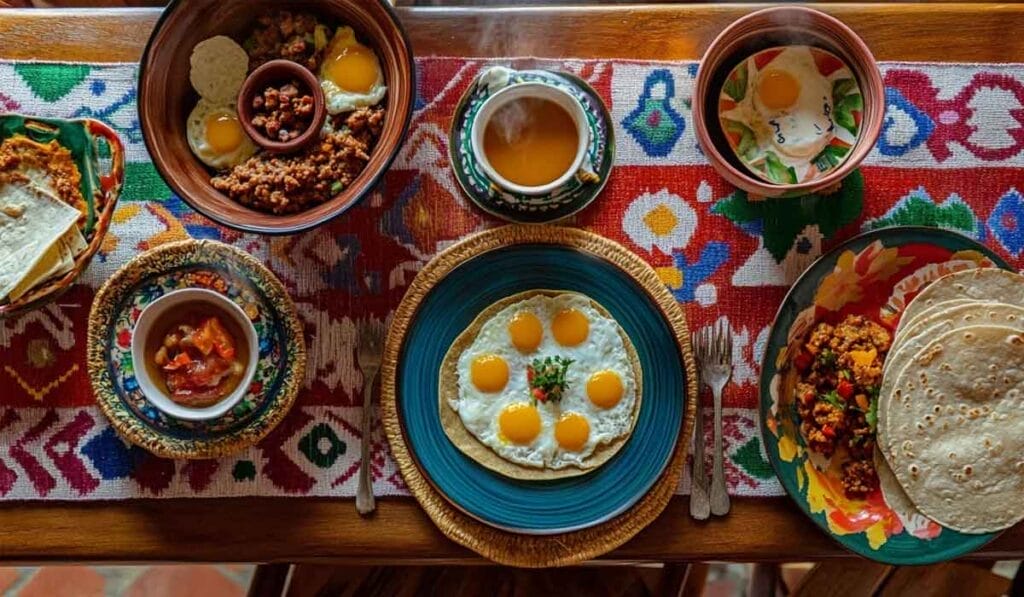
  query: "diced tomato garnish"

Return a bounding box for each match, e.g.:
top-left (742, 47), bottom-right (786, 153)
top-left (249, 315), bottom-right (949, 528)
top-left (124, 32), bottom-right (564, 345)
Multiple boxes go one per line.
top-left (836, 380), bottom-right (854, 400)
top-left (821, 424), bottom-right (835, 439)
top-left (801, 390), bottom-right (816, 406)
top-left (532, 388), bottom-right (546, 402)
top-left (527, 366), bottom-right (535, 384)
top-left (793, 352), bottom-right (813, 372)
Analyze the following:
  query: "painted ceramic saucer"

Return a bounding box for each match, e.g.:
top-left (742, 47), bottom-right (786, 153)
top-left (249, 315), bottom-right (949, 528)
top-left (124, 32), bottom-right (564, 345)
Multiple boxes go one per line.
top-left (86, 239), bottom-right (306, 459)
top-left (449, 67), bottom-right (614, 224)
top-left (760, 227), bottom-right (1007, 564)
top-left (719, 45), bottom-right (863, 185)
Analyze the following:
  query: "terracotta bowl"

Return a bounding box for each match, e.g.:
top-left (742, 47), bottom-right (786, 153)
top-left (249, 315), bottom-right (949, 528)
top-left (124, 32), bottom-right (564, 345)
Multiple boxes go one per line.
top-left (693, 7), bottom-right (884, 198)
top-left (237, 59), bottom-right (327, 154)
top-left (138, 0), bottom-right (415, 234)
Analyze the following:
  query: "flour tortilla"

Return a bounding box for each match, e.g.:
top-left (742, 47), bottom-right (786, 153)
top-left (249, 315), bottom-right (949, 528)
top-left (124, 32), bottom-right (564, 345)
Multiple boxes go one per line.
top-left (900, 269), bottom-right (1024, 333)
top-left (189, 35), bottom-right (249, 103)
top-left (884, 325), bottom-right (1024, 533)
top-left (875, 446), bottom-right (933, 525)
top-left (439, 290), bottom-right (643, 481)
top-left (894, 299), bottom-right (972, 343)
top-left (0, 182), bottom-right (81, 301)
top-left (879, 302), bottom-right (1024, 469)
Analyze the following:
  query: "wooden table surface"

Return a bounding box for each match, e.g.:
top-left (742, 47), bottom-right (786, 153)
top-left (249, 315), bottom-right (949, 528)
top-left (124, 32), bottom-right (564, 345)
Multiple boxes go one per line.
top-left (1, 4), bottom-right (1023, 564)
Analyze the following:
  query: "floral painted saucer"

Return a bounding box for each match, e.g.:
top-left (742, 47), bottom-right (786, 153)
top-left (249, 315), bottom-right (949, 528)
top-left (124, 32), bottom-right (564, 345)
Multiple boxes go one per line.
top-left (449, 66), bottom-right (614, 223)
top-left (86, 239), bottom-right (306, 459)
top-left (718, 45), bottom-right (863, 185)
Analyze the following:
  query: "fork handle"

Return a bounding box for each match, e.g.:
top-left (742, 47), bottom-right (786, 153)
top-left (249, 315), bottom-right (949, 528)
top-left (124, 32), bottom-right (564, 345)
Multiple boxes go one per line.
top-left (356, 369), bottom-right (378, 515)
top-left (710, 383), bottom-right (730, 516)
top-left (689, 394), bottom-right (710, 520)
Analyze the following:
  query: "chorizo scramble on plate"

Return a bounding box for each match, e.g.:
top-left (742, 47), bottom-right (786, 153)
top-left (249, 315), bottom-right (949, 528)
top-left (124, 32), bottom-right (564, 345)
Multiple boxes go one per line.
top-left (791, 314), bottom-right (890, 498)
top-left (186, 10), bottom-right (387, 215)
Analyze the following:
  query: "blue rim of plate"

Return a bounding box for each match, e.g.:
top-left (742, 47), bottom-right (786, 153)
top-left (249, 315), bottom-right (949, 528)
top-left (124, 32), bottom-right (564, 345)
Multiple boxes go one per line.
top-left (759, 226), bottom-right (1009, 564)
top-left (390, 229), bottom-right (689, 535)
top-left (449, 68), bottom-right (615, 224)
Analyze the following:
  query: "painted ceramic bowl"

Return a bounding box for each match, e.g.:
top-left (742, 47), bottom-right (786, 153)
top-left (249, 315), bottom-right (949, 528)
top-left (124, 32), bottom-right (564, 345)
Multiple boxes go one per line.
top-left (87, 239), bottom-right (306, 459)
top-left (130, 288), bottom-right (260, 421)
top-left (138, 0), bottom-right (415, 234)
top-left (718, 45), bottom-right (862, 186)
top-left (760, 227), bottom-right (1007, 563)
top-left (694, 7), bottom-right (883, 198)
top-left (0, 115), bottom-right (124, 319)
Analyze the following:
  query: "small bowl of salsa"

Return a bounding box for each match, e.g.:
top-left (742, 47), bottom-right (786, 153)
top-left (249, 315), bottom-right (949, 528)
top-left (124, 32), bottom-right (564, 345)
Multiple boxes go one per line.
top-left (130, 288), bottom-right (258, 421)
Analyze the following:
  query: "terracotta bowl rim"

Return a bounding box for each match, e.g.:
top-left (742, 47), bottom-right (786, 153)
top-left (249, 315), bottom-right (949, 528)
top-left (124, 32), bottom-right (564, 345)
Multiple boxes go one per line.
top-left (693, 5), bottom-right (884, 196)
top-left (137, 0), bottom-right (416, 235)
top-left (236, 59), bottom-right (328, 154)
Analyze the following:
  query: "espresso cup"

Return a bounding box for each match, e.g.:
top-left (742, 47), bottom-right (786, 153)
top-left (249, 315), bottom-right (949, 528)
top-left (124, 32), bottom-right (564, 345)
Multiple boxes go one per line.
top-left (470, 82), bottom-right (592, 196)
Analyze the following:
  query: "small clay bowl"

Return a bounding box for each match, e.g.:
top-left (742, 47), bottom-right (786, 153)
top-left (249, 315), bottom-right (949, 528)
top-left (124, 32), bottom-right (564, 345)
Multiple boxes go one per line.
top-left (237, 59), bottom-right (327, 154)
top-left (693, 6), bottom-right (884, 198)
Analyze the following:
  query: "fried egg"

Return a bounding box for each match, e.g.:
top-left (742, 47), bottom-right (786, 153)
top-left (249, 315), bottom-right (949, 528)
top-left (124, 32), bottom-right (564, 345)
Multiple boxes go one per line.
top-left (750, 46), bottom-right (834, 159)
top-left (186, 100), bottom-right (257, 170)
top-left (451, 293), bottom-right (638, 469)
top-left (318, 26), bottom-right (387, 115)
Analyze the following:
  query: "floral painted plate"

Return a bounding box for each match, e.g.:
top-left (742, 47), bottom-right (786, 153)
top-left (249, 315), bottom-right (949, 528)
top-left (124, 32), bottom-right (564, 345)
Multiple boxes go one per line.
top-left (86, 239), bottom-right (306, 459)
top-left (449, 67), bottom-right (614, 223)
top-left (719, 46), bottom-right (862, 185)
top-left (760, 226), bottom-right (1010, 564)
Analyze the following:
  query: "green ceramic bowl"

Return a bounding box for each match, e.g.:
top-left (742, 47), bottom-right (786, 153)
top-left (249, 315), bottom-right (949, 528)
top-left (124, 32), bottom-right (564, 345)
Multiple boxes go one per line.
top-left (760, 226), bottom-right (1010, 564)
top-left (0, 114), bottom-right (125, 318)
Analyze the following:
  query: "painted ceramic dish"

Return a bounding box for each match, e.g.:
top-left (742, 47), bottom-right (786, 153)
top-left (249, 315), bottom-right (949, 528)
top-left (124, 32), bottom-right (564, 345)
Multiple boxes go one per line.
top-left (719, 45), bottom-right (862, 186)
top-left (382, 226), bottom-right (695, 565)
top-left (86, 239), bottom-right (306, 459)
top-left (760, 226), bottom-right (1009, 564)
top-left (450, 67), bottom-right (614, 224)
top-left (0, 114), bottom-right (124, 318)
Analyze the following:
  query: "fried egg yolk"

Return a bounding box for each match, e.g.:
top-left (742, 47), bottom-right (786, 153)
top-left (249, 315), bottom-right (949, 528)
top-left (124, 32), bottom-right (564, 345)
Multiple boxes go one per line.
top-left (757, 69), bottom-right (801, 111)
top-left (508, 311), bottom-right (543, 353)
top-left (205, 112), bottom-right (245, 154)
top-left (323, 33), bottom-right (381, 94)
top-left (470, 354), bottom-right (509, 392)
top-left (587, 370), bottom-right (624, 409)
top-left (554, 412), bottom-right (590, 452)
top-left (552, 308), bottom-right (589, 346)
top-left (499, 403), bottom-right (541, 445)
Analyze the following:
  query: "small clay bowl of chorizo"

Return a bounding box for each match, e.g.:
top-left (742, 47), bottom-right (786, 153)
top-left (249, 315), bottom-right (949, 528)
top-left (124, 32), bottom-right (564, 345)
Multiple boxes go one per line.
top-left (237, 59), bottom-right (327, 154)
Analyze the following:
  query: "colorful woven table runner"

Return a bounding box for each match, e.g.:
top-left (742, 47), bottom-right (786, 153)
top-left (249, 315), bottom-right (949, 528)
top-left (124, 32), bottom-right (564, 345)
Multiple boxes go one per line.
top-left (0, 58), bottom-right (1023, 501)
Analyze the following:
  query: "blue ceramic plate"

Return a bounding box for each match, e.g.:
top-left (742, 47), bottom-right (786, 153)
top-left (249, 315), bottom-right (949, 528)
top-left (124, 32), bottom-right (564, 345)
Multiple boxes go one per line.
top-left (760, 227), bottom-right (1009, 564)
top-left (395, 239), bottom-right (687, 534)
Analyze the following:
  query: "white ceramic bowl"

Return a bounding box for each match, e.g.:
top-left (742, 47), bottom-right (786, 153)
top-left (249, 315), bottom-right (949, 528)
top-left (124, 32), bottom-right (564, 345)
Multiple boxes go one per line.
top-left (470, 82), bottom-right (591, 196)
top-left (130, 288), bottom-right (259, 421)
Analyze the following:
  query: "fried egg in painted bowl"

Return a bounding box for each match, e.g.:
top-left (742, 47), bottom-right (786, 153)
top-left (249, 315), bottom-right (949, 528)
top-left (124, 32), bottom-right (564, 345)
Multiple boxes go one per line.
top-left (439, 290), bottom-right (642, 480)
top-left (718, 45), bottom-right (861, 186)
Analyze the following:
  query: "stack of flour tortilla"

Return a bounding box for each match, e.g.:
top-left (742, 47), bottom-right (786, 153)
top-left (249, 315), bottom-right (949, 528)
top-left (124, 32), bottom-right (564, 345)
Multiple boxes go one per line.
top-left (877, 268), bottom-right (1024, 534)
top-left (0, 179), bottom-right (86, 303)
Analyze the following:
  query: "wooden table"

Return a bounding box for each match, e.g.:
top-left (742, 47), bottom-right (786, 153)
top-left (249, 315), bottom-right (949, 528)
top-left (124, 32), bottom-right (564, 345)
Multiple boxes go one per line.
top-left (1, 4), bottom-right (1023, 564)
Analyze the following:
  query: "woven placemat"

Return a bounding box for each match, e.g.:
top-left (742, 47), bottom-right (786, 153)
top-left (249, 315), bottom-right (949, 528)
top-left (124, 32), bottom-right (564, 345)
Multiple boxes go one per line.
top-left (381, 225), bottom-right (698, 567)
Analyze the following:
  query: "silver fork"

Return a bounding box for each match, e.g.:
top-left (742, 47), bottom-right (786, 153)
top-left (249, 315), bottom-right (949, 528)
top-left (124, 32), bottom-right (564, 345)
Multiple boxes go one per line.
top-left (355, 318), bottom-right (386, 515)
top-left (695, 320), bottom-right (733, 516)
top-left (688, 338), bottom-right (710, 520)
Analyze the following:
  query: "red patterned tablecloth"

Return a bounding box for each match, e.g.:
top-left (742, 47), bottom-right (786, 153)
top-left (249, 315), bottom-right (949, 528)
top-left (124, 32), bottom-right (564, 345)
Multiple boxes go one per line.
top-left (0, 57), bottom-right (1023, 500)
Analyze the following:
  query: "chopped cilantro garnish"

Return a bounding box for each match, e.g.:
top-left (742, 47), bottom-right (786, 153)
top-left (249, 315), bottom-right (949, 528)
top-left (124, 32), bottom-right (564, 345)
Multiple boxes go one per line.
top-left (866, 395), bottom-right (879, 431)
top-left (838, 369), bottom-right (851, 381)
top-left (818, 349), bottom-right (837, 368)
top-left (820, 390), bottom-right (844, 409)
top-left (527, 356), bottom-right (574, 405)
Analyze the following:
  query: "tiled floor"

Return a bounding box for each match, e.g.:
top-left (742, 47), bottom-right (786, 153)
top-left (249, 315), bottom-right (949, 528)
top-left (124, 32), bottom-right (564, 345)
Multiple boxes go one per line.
top-left (0, 565), bottom-right (252, 597)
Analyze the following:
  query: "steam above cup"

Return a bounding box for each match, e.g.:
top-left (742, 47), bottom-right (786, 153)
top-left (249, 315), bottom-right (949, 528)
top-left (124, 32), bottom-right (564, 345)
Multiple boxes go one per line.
top-left (470, 82), bottom-right (592, 196)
